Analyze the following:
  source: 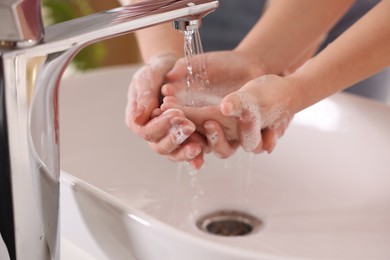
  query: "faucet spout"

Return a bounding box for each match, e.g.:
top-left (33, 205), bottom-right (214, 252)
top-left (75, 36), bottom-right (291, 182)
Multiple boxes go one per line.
top-left (0, 0), bottom-right (218, 259)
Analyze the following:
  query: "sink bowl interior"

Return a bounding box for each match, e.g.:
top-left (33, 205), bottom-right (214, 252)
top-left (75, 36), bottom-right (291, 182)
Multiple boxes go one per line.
top-left (59, 66), bottom-right (390, 259)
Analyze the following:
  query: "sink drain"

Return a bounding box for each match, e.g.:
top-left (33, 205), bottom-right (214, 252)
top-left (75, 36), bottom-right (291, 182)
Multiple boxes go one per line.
top-left (196, 210), bottom-right (263, 237)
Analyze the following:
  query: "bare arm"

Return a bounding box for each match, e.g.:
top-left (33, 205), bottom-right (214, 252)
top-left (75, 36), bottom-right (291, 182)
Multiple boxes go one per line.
top-left (135, 23), bottom-right (184, 61)
top-left (119, 0), bottom-right (184, 61)
top-left (287, 0), bottom-right (390, 113)
top-left (236, 0), bottom-right (355, 75)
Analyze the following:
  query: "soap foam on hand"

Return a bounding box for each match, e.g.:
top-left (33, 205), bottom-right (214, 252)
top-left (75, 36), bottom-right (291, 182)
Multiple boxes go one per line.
top-left (233, 91), bottom-right (262, 153)
top-left (172, 88), bottom-right (263, 153)
top-left (169, 124), bottom-right (191, 145)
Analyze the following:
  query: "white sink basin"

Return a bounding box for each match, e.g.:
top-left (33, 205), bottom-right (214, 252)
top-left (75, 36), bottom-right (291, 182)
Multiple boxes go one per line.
top-left (59, 65), bottom-right (390, 259)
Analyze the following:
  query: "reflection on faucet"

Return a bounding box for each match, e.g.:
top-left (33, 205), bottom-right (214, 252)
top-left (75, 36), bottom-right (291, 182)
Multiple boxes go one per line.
top-left (0, 0), bottom-right (218, 259)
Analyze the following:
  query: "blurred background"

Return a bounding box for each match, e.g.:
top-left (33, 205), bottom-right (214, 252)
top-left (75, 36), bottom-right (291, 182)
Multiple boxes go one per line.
top-left (42, 0), bottom-right (142, 71)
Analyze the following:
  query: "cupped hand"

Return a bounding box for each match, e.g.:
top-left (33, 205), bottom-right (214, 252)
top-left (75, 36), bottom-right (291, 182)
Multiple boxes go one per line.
top-left (160, 50), bottom-right (269, 158)
top-left (125, 53), bottom-right (177, 127)
top-left (220, 75), bottom-right (294, 153)
top-left (161, 50), bottom-right (268, 103)
top-left (125, 53), bottom-right (208, 169)
top-left (162, 74), bottom-right (296, 155)
top-left (161, 96), bottom-right (240, 158)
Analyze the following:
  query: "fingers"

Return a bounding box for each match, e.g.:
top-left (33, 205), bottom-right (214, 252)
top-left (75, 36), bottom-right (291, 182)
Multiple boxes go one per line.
top-left (126, 67), bottom-right (160, 127)
top-left (204, 121), bottom-right (238, 158)
top-left (149, 119), bottom-right (195, 154)
top-left (162, 58), bottom-right (189, 96)
top-left (166, 135), bottom-right (205, 160)
top-left (144, 109), bottom-right (212, 168)
top-left (132, 105), bottom-right (207, 169)
top-left (161, 101), bottom-right (211, 133)
top-left (162, 55), bottom-right (210, 97)
top-left (161, 100), bottom-right (239, 142)
top-left (126, 54), bottom-right (177, 127)
top-left (166, 58), bottom-right (189, 80)
top-left (220, 91), bottom-right (262, 152)
top-left (257, 115), bottom-right (293, 154)
top-left (150, 140), bottom-right (201, 160)
top-left (259, 128), bottom-right (278, 154)
top-left (253, 116), bottom-right (293, 154)
top-left (220, 92), bottom-right (245, 117)
top-left (159, 133), bottom-right (209, 169)
top-left (138, 109), bottom-right (193, 142)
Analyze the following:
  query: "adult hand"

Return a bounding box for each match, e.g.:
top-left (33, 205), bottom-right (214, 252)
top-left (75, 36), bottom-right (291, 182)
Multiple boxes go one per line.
top-left (125, 53), bottom-right (176, 127)
top-left (162, 50), bottom-right (267, 101)
top-left (125, 53), bottom-right (207, 169)
top-left (161, 50), bottom-right (270, 158)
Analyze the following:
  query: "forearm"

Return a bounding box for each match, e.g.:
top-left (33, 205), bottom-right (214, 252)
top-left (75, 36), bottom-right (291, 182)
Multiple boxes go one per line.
top-left (236, 0), bottom-right (354, 75)
top-left (135, 23), bottom-right (184, 62)
top-left (288, 0), bottom-right (390, 113)
top-left (120, 0), bottom-right (184, 62)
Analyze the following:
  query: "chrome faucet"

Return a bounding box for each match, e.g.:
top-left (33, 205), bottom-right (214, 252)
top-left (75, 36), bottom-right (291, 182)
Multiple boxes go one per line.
top-left (0, 0), bottom-right (218, 259)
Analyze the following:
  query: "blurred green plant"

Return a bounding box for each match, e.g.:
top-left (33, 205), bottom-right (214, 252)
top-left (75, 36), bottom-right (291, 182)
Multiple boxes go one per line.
top-left (42, 0), bottom-right (106, 70)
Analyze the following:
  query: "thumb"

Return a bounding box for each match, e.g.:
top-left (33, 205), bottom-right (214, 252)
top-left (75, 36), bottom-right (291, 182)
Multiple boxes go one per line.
top-left (166, 58), bottom-right (187, 80)
top-left (220, 91), bottom-right (256, 117)
top-left (220, 91), bottom-right (263, 152)
top-left (220, 92), bottom-right (243, 117)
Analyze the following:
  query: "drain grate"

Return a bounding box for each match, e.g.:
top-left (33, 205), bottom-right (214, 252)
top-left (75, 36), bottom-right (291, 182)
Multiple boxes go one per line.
top-left (196, 210), bottom-right (263, 237)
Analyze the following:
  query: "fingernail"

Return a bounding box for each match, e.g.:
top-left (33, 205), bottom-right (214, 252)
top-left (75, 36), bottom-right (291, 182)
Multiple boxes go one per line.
top-left (182, 124), bottom-right (196, 135)
top-left (170, 117), bottom-right (195, 135)
top-left (170, 124), bottom-right (194, 144)
top-left (151, 112), bottom-right (175, 126)
top-left (170, 116), bottom-right (185, 125)
top-left (221, 101), bottom-right (234, 116)
top-left (186, 146), bottom-right (201, 159)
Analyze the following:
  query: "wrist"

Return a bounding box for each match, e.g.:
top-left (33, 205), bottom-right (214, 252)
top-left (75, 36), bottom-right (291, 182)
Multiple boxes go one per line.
top-left (144, 52), bottom-right (178, 78)
top-left (233, 48), bottom-right (272, 78)
top-left (136, 22), bottom-right (184, 62)
top-left (147, 52), bottom-right (178, 63)
top-left (285, 62), bottom-right (312, 113)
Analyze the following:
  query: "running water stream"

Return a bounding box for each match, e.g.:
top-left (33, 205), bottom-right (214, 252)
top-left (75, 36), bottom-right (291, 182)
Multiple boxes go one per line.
top-left (182, 28), bottom-right (210, 106)
top-left (172, 28), bottom-right (209, 224)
